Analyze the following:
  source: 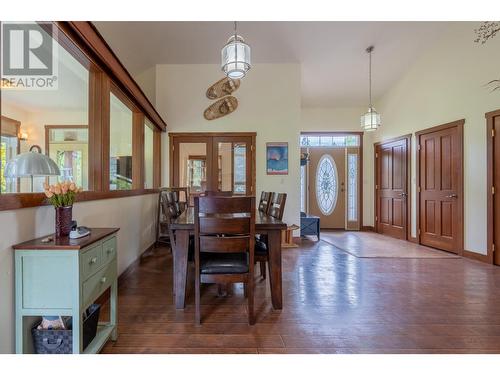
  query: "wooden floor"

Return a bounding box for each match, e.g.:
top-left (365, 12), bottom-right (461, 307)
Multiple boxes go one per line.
top-left (101, 236), bottom-right (500, 354)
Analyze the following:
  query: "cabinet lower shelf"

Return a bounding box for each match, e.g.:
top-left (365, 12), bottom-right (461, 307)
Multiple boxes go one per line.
top-left (83, 323), bottom-right (115, 354)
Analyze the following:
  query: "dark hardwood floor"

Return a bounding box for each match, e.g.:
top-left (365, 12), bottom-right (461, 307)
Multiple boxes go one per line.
top-left (101, 238), bottom-right (500, 354)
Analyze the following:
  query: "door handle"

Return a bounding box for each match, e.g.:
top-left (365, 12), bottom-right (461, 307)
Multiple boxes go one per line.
top-left (398, 193), bottom-right (408, 197)
top-left (446, 194), bottom-right (458, 198)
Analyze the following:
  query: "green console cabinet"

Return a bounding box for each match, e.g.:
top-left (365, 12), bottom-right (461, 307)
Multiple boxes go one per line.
top-left (13, 228), bottom-right (119, 354)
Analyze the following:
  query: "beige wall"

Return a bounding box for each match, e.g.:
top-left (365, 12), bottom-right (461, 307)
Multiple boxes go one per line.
top-left (0, 194), bottom-right (157, 353)
top-left (155, 63), bottom-right (302, 230)
top-left (372, 22), bottom-right (500, 254)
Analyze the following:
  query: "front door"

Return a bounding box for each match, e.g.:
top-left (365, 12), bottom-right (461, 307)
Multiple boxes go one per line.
top-left (309, 148), bottom-right (345, 229)
top-left (418, 121), bottom-right (463, 254)
top-left (375, 137), bottom-right (409, 240)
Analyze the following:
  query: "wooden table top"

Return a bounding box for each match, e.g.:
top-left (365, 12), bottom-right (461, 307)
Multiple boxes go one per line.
top-left (12, 228), bottom-right (120, 250)
top-left (170, 208), bottom-right (287, 230)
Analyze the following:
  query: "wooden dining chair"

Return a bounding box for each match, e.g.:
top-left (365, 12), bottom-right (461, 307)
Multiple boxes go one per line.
top-left (255, 192), bottom-right (287, 279)
top-left (156, 187), bottom-right (189, 247)
top-left (194, 196), bottom-right (256, 325)
top-left (258, 191), bottom-right (272, 213)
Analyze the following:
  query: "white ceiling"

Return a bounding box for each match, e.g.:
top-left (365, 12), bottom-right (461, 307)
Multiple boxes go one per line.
top-left (94, 21), bottom-right (450, 107)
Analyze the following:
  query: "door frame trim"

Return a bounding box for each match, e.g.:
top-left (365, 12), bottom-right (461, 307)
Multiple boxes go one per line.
top-left (415, 119), bottom-right (464, 255)
top-left (486, 109), bottom-right (500, 264)
top-left (373, 134), bottom-right (412, 241)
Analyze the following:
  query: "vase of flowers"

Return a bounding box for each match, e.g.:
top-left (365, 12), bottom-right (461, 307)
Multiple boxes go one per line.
top-left (44, 181), bottom-right (83, 237)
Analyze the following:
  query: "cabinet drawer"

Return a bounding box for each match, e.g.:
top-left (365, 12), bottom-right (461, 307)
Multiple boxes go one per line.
top-left (81, 244), bottom-right (103, 280)
top-left (82, 259), bottom-right (116, 308)
top-left (102, 236), bottom-right (117, 265)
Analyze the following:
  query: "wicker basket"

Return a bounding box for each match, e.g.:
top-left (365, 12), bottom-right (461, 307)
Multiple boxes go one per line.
top-left (32, 304), bottom-right (100, 354)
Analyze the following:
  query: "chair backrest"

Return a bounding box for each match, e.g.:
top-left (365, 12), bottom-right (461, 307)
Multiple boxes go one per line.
top-left (194, 196), bottom-right (255, 255)
top-left (204, 190), bottom-right (233, 197)
top-left (160, 190), bottom-right (181, 223)
top-left (258, 191), bottom-right (271, 213)
top-left (166, 187), bottom-right (188, 210)
top-left (268, 192), bottom-right (287, 220)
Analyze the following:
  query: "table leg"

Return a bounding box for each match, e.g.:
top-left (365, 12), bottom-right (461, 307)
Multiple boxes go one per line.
top-left (267, 229), bottom-right (283, 309)
top-left (173, 229), bottom-right (189, 309)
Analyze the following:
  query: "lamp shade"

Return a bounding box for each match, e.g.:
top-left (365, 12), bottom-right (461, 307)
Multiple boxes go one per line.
top-left (360, 107), bottom-right (381, 132)
top-left (221, 35), bottom-right (251, 79)
top-left (4, 146), bottom-right (60, 178)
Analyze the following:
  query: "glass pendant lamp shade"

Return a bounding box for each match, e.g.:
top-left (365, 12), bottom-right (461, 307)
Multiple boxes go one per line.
top-left (221, 22), bottom-right (251, 79)
top-left (360, 107), bottom-right (381, 131)
top-left (360, 46), bottom-right (381, 132)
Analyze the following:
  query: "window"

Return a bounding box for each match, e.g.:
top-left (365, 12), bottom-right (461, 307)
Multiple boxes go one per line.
top-left (300, 134), bottom-right (359, 148)
top-left (347, 153), bottom-right (358, 221)
top-left (46, 126), bottom-right (89, 190)
top-left (109, 92), bottom-right (133, 190)
top-left (1, 23), bottom-right (89, 193)
top-left (233, 143), bottom-right (247, 194)
top-left (144, 120), bottom-right (154, 189)
top-left (0, 22), bottom-right (165, 211)
top-left (300, 164), bottom-right (307, 213)
top-left (315, 154), bottom-right (338, 215)
top-left (187, 156), bottom-right (206, 192)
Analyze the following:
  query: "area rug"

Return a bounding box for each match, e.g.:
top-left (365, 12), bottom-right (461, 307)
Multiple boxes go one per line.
top-left (320, 231), bottom-right (461, 259)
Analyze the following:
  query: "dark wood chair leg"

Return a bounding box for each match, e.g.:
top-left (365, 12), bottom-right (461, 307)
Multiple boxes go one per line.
top-left (260, 261), bottom-right (266, 279)
top-left (243, 282), bottom-right (247, 298)
top-left (247, 277), bottom-right (254, 325)
top-left (195, 270), bottom-right (201, 326)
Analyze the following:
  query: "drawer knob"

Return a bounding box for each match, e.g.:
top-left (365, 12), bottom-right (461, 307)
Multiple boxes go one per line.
top-left (107, 249), bottom-right (114, 254)
top-left (90, 257), bottom-right (97, 264)
top-left (101, 277), bottom-right (107, 283)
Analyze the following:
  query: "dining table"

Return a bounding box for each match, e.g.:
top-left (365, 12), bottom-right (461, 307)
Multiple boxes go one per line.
top-left (169, 207), bottom-right (287, 310)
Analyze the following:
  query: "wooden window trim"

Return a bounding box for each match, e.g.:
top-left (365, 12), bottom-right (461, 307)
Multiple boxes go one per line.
top-left (0, 189), bottom-right (160, 211)
top-left (0, 22), bottom-right (164, 211)
top-left (56, 21), bottom-right (167, 131)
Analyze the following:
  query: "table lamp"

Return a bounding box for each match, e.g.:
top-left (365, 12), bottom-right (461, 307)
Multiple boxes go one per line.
top-left (3, 145), bottom-right (60, 192)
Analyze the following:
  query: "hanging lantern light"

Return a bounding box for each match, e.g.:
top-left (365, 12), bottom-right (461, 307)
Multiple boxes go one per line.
top-left (360, 46), bottom-right (381, 132)
top-left (221, 21), bottom-right (251, 79)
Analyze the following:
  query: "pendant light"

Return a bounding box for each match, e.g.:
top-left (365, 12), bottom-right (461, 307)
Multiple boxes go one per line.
top-left (221, 21), bottom-right (251, 79)
top-left (360, 46), bottom-right (381, 132)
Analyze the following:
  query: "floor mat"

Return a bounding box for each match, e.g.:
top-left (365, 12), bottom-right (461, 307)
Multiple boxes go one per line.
top-left (320, 231), bottom-right (461, 259)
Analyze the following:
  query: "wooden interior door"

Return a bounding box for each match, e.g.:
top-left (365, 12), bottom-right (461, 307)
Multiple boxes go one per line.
top-left (170, 133), bottom-right (255, 203)
top-left (489, 111), bottom-right (500, 265)
top-left (212, 136), bottom-right (253, 195)
top-left (309, 148), bottom-right (346, 229)
top-left (418, 121), bottom-right (463, 254)
top-left (172, 135), bottom-right (213, 204)
top-left (375, 136), bottom-right (409, 240)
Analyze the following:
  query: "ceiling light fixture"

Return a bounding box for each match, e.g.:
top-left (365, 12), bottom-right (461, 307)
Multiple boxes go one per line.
top-left (360, 46), bottom-right (381, 132)
top-left (221, 21), bottom-right (251, 79)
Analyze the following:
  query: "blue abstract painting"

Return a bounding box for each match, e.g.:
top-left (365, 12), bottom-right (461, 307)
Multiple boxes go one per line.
top-left (266, 142), bottom-right (288, 175)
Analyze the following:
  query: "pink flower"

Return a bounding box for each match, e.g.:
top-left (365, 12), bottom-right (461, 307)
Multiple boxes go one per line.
top-left (44, 190), bottom-right (54, 198)
top-left (61, 184), bottom-right (68, 194)
top-left (69, 182), bottom-right (76, 192)
top-left (54, 185), bottom-right (62, 195)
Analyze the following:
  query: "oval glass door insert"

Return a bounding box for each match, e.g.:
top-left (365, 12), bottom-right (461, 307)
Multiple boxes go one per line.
top-left (316, 154), bottom-right (338, 215)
